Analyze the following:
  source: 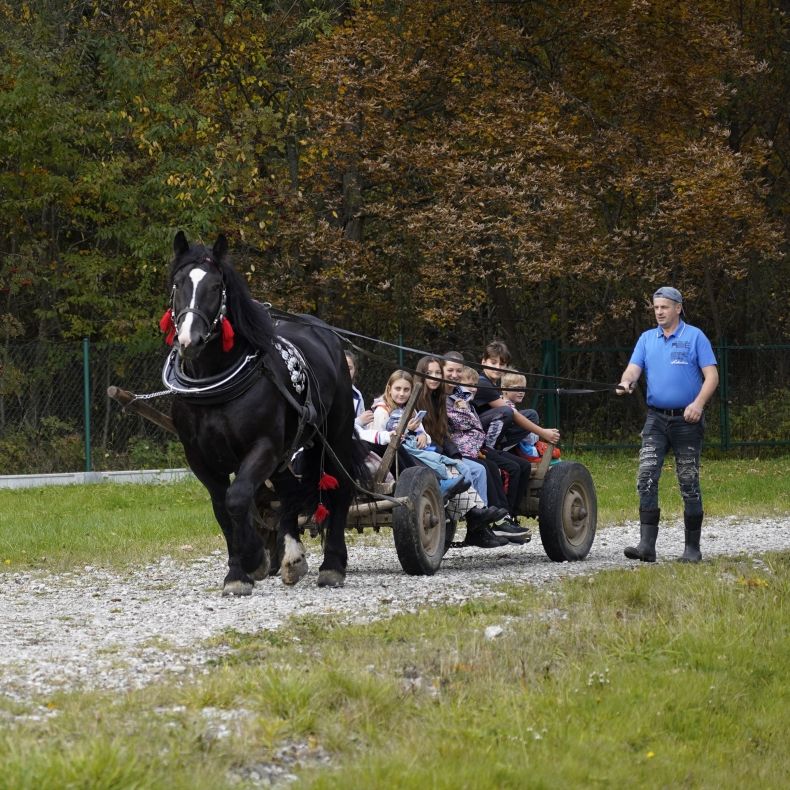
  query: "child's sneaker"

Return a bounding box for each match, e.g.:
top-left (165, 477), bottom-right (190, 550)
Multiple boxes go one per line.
top-left (491, 517), bottom-right (532, 543)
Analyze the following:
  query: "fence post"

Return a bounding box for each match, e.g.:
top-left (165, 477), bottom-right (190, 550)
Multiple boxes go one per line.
top-left (82, 337), bottom-right (92, 472)
top-left (541, 339), bottom-right (560, 429)
top-left (718, 338), bottom-right (729, 451)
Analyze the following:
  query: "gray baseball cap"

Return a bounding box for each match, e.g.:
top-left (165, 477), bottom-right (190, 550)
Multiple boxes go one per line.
top-left (653, 286), bottom-right (683, 303)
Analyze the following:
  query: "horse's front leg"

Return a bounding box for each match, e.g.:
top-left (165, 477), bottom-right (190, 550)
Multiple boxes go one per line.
top-left (222, 447), bottom-right (280, 596)
top-left (182, 458), bottom-right (256, 596)
top-left (213, 499), bottom-right (267, 597)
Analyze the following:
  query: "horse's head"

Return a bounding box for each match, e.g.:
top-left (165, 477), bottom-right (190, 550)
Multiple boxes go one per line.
top-left (167, 231), bottom-right (231, 361)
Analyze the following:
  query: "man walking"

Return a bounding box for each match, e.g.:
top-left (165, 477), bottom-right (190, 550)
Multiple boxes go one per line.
top-left (617, 287), bottom-right (719, 563)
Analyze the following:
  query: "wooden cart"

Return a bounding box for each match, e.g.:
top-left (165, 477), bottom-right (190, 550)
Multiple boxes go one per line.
top-left (108, 381), bottom-right (596, 576)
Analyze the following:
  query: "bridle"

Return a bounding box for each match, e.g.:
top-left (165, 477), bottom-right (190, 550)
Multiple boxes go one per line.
top-left (169, 258), bottom-right (228, 346)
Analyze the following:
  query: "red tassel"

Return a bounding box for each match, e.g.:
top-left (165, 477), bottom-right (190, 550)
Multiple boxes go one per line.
top-left (221, 316), bottom-right (235, 352)
top-left (314, 503), bottom-right (330, 524)
top-left (319, 472), bottom-right (339, 491)
top-left (159, 309), bottom-right (176, 346)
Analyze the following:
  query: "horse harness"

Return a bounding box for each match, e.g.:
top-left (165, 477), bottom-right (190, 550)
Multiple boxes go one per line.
top-left (162, 325), bottom-right (319, 468)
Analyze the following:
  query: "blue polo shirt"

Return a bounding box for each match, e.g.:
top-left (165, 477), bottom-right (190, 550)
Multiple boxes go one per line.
top-left (630, 321), bottom-right (717, 409)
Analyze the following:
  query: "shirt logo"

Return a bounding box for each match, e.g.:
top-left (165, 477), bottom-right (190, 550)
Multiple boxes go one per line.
top-left (671, 340), bottom-right (690, 366)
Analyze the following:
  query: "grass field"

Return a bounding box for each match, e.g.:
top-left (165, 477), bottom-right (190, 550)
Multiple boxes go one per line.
top-left (583, 451), bottom-right (790, 524)
top-left (0, 454), bottom-right (788, 788)
top-left (0, 478), bottom-right (222, 571)
top-left (1, 453), bottom-right (788, 571)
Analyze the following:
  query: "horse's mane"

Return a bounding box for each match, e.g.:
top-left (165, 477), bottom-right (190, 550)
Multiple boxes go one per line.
top-left (170, 236), bottom-right (277, 351)
top-left (216, 256), bottom-right (278, 351)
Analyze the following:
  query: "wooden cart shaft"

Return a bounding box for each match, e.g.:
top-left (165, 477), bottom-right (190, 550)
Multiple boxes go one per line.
top-left (107, 386), bottom-right (176, 435)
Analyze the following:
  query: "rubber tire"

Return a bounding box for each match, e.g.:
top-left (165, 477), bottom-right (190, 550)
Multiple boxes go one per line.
top-left (538, 462), bottom-right (597, 561)
top-left (392, 466), bottom-right (445, 575)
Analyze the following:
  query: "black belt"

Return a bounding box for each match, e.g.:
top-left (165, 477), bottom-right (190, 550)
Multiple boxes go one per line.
top-left (650, 406), bottom-right (686, 417)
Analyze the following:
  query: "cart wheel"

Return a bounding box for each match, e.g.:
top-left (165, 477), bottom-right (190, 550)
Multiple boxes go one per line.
top-left (392, 466), bottom-right (445, 575)
top-left (538, 462), bottom-right (597, 561)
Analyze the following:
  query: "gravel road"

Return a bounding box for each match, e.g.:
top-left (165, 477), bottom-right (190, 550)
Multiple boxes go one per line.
top-left (2, 516), bottom-right (788, 708)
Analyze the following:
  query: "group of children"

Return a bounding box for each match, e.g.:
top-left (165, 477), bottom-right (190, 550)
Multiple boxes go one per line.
top-left (346, 340), bottom-right (561, 549)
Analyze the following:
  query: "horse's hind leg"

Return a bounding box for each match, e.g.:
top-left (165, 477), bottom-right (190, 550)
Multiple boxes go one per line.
top-left (273, 473), bottom-right (309, 586)
top-left (284, 442), bottom-right (350, 588)
top-left (253, 486), bottom-right (281, 576)
top-left (316, 482), bottom-right (351, 587)
top-left (314, 396), bottom-right (354, 587)
top-left (280, 520), bottom-right (308, 585)
top-left (315, 448), bottom-right (353, 588)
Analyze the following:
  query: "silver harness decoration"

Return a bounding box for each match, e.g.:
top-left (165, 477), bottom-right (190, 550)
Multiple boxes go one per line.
top-left (272, 337), bottom-right (307, 395)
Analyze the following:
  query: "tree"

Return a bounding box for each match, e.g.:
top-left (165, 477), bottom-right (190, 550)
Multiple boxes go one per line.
top-left (1, 0), bottom-right (785, 361)
top-left (293, 0), bottom-right (785, 365)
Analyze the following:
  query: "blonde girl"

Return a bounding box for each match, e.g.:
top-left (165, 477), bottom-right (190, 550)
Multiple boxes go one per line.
top-left (372, 370), bottom-right (427, 446)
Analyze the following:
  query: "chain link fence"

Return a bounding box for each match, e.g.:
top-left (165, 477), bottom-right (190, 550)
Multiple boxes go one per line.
top-left (0, 340), bottom-right (183, 475)
top-left (539, 341), bottom-right (790, 451)
top-left (1, 339), bottom-right (788, 476)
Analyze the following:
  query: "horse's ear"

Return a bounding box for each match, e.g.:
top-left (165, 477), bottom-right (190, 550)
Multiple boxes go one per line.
top-left (213, 234), bottom-right (228, 261)
top-left (174, 230), bottom-right (189, 257)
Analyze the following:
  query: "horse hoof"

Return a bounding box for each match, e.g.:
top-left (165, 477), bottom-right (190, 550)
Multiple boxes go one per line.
top-left (281, 556), bottom-right (308, 586)
top-left (281, 536), bottom-right (307, 585)
top-left (222, 580), bottom-right (253, 597)
top-left (250, 550), bottom-right (271, 582)
top-left (317, 569), bottom-right (345, 588)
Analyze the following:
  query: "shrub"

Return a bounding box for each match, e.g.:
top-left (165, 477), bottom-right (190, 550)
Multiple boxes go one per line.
top-left (125, 436), bottom-right (186, 470)
top-left (0, 417), bottom-right (84, 474)
top-left (730, 388), bottom-right (790, 443)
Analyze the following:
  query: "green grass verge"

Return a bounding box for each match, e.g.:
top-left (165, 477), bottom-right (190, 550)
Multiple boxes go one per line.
top-left (1, 553), bottom-right (787, 788)
top-left (0, 479), bottom-right (222, 571)
top-left (2, 454), bottom-right (788, 572)
top-left (567, 451), bottom-right (790, 523)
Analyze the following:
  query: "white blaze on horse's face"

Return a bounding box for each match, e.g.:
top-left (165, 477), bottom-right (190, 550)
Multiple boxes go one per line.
top-left (177, 268), bottom-right (208, 349)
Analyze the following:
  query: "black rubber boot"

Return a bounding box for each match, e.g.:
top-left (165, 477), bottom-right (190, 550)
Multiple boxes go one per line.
top-left (624, 508), bottom-right (660, 562)
top-left (679, 512), bottom-right (703, 563)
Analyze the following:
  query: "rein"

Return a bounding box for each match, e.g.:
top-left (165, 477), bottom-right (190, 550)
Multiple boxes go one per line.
top-left (267, 307), bottom-right (620, 395)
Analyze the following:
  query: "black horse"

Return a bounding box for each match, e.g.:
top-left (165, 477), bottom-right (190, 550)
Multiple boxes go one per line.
top-left (162, 231), bottom-right (358, 595)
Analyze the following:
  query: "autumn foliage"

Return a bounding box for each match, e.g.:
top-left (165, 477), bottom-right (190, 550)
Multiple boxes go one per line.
top-left (0, 1), bottom-right (787, 369)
